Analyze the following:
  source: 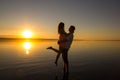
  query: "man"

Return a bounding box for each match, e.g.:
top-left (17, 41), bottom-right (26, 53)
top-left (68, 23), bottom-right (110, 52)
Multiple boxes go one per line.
top-left (61, 25), bottom-right (75, 74)
top-left (47, 25), bottom-right (75, 74)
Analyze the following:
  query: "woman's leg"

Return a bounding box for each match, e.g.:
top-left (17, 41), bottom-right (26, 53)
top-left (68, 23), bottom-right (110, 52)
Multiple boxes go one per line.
top-left (47, 46), bottom-right (61, 66)
top-left (55, 52), bottom-right (61, 66)
top-left (47, 46), bottom-right (60, 54)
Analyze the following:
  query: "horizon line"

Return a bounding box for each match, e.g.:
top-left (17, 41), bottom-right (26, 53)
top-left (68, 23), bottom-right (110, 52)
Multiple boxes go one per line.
top-left (0, 38), bottom-right (120, 41)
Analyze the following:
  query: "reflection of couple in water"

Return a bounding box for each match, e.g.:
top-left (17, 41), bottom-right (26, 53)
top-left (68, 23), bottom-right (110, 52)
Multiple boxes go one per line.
top-left (47, 22), bottom-right (75, 74)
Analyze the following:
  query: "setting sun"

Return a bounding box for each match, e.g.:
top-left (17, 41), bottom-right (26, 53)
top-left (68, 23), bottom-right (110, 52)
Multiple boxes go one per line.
top-left (23, 30), bottom-right (32, 38)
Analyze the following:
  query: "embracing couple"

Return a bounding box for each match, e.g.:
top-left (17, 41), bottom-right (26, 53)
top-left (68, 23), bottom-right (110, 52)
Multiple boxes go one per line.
top-left (47, 22), bottom-right (75, 74)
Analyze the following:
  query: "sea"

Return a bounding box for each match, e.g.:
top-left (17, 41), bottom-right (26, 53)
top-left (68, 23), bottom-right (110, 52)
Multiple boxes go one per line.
top-left (0, 40), bottom-right (120, 80)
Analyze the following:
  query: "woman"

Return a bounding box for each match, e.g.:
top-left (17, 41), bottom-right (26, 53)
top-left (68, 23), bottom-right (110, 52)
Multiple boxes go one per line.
top-left (47, 22), bottom-right (67, 66)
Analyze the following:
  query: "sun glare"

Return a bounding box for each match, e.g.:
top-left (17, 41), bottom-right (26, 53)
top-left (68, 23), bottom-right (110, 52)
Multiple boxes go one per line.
top-left (23, 30), bottom-right (32, 38)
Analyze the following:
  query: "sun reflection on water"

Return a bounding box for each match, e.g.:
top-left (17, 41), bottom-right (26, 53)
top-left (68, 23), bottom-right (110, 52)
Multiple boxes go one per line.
top-left (23, 42), bottom-right (32, 55)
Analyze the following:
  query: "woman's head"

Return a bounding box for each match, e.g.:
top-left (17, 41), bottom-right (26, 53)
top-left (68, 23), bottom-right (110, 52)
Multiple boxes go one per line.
top-left (58, 22), bottom-right (66, 34)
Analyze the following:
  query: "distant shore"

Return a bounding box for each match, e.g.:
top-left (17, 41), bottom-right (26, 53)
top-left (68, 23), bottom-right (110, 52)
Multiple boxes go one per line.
top-left (0, 38), bottom-right (120, 41)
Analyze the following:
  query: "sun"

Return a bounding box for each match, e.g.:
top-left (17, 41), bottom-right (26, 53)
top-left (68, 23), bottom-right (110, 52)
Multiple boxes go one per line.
top-left (23, 30), bottom-right (32, 38)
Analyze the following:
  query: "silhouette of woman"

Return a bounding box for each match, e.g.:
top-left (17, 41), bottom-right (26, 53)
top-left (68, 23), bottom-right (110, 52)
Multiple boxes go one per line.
top-left (47, 22), bottom-right (67, 66)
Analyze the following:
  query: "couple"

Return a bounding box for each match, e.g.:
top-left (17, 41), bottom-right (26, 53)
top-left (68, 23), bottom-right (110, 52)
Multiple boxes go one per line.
top-left (47, 22), bottom-right (75, 73)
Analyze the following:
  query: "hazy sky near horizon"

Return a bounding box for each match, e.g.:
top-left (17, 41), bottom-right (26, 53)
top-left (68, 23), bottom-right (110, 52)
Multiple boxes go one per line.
top-left (0, 0), bottom-right (120, 40)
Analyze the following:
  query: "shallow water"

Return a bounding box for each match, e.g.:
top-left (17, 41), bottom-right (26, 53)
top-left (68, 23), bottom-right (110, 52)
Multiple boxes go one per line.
top-left (0, 40), bottom-right (120, 80)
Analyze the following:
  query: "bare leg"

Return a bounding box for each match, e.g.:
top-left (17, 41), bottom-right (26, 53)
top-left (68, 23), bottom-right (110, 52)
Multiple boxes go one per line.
top-left (47, 46), bottom-right (60, 54)
top-left (55, 52), bottom-right (61, 66)
top-left (63, 70), bottom-right (69, 80)
top-left (47, 46), bottom-right (61, 66)
top-left (62, 49), bottom-right (69, 73)
top-left (63, 59), bottom-right (69, 73)
top-left (65, 62), bottom-right (69, 74)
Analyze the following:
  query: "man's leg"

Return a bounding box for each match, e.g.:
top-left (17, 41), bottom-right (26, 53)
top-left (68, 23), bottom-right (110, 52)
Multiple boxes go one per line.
top-left (62, 49), bottom-right (69, 73)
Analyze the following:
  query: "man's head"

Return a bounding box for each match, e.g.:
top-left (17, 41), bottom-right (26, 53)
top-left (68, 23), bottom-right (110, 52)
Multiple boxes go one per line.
top-left (69, 25), bottom-right (75, 33)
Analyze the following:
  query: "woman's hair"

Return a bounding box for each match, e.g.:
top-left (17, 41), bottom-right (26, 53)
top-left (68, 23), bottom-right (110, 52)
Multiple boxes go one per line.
top-left (58, 22), bottom-right (66, 34)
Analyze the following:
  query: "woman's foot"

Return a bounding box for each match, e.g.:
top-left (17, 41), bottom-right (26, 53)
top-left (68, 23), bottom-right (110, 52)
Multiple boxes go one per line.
top-left (54, 61), bottom-right (58, 66)
top-left (46, 46), bottom-right (52, 49)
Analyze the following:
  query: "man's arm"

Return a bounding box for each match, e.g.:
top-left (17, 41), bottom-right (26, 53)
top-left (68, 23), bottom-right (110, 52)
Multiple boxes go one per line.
top-left (57, 33), bottom-right (72, 44)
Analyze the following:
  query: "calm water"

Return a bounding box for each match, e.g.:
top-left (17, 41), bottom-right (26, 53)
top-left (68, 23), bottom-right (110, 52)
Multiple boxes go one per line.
top-left (0, 40), bottom-right (120, 80)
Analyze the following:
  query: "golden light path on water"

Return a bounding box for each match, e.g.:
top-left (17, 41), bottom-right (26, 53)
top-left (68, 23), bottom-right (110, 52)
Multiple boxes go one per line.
top-left (23, 42), bottom-right (32, 55)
